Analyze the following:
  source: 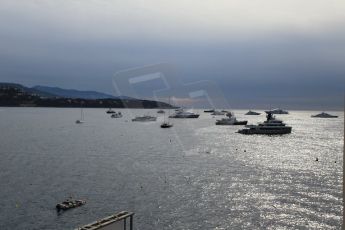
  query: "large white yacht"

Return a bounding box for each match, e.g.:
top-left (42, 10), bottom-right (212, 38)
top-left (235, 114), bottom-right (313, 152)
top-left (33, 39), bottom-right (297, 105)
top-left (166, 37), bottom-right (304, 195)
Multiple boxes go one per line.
top-left (238, 112), bottom-right (292, 135)
top-left (169, 109), bottom-right (199, 118)
top-left (311, 112), bottom-right (338, 118)
top-left (265, 108), bottom-right (289, 114)
top-left (216, 112), bottom-right (247, 125)
top-left (132, 115), bottom-right (157, 122)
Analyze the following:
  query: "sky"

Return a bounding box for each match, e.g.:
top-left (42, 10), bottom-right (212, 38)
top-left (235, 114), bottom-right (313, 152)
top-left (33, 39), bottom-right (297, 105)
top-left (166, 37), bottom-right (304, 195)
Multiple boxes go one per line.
top-left (0, 0), bottom-right (344, 109)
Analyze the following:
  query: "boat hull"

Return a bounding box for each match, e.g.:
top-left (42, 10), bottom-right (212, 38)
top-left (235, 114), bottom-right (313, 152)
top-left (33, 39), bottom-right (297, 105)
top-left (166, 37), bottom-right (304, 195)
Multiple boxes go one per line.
top-left (245, 112), bottom-right (261, 115)
top-left (311, 115), bottom-right (338, 118)
top-left (132, 118), bottom-right (157, 121)
top-left (169, 114), bottom-right (200, 118)
top-left (238, 127), bottom-right (292, 135)
top-left (161, 124), bottom-right (173, 128)
top-left (216, 121), bottom-right (248, 125)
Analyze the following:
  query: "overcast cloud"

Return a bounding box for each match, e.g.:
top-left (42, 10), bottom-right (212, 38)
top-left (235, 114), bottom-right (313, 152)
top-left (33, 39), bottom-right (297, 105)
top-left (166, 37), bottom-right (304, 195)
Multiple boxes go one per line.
top-left (0, 0), bottom-right (344, 109)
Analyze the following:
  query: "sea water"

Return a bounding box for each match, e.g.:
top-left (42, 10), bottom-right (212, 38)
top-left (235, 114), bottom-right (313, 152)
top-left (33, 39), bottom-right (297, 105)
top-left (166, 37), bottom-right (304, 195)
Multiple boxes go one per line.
top-left (0, 108), bottom-right (343, 229)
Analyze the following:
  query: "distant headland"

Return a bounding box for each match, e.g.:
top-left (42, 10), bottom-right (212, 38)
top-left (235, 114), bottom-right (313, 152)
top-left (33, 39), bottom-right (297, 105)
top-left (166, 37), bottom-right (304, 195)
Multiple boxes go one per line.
top-left (0, 83), bottom-right (174, 109)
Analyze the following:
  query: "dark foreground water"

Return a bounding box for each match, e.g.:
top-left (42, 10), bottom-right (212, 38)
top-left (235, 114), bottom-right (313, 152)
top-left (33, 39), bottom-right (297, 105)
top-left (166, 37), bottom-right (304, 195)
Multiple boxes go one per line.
top-left (0, 108), bottom-right (343, 229)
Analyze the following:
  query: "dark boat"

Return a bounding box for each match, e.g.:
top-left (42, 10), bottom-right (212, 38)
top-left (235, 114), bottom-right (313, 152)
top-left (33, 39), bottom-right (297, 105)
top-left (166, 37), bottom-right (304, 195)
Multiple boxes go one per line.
top-left (106, 108), bottom-right (115, 114)
top-left (311, 112), bottom-right (338, 118)
top-left (56, 199), bottom-right (86, 211)
top-left (238, 112), bottom-right (292, 135)
top-left (204, 109), bottom-right (215, 113)
top-left (160, 122), bottom-right (173, 128)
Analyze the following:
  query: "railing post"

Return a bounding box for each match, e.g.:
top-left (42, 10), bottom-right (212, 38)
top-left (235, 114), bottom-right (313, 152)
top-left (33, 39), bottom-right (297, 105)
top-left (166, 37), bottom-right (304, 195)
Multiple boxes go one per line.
top-left (130, 214), bottom-right (133, 230)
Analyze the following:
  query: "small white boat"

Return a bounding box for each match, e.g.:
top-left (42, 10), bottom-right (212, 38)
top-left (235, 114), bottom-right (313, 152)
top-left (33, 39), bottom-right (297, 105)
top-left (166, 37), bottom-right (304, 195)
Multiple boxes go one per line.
top-left (311, 112), bottom-right (338, 118)
top-left (132, 115), bottom-right (157, 122)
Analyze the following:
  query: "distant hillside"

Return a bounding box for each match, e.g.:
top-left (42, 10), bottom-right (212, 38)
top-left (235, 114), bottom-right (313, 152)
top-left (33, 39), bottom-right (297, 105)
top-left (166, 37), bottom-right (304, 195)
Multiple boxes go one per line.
top-left (0, 82), bottom-right (56, 98)
top-left (0, 82), bottom-right (173, 108)
top-left (32, 85), bottom-right (124, 99)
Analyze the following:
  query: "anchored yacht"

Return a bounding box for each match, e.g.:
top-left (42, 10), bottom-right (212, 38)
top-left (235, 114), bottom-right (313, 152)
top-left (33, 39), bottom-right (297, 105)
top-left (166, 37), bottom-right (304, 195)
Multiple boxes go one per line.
top-left (111, 112), bottom-right (123, 118)
top-left (132, 115), bottom-right (157, 122)
top-left (245, 110), bottom-right (261, 115)
top-left (311, 112), bottom-right (338, 118)
top-left (211, 110), bottom-right (226, 115)
top-left (106, 108), bottom-right (115, 114)
top-left (216, 112), bottom-right (247, 125)
top-left (238, 112), bottom-right (292, 135)
top-left (265, 108), bottom-right (289, 114)
top-left (169, 109), bottom-right (199, 118)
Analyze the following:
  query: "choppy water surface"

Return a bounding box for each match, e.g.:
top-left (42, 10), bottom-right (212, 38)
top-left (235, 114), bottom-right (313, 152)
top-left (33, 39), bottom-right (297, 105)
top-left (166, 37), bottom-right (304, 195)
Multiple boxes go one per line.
top-left (0, 108), bottom-right (343, 229)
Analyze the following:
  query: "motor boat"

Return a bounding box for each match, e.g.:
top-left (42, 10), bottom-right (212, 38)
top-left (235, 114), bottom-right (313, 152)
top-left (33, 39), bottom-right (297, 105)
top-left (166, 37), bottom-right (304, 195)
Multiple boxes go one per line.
top-left (216, 117), bottom-right (247, 125)
top-left (106, 108), bottom-right (115, 114)
top-left (111, 112), bottom-right (123, 118)
top-left (204, 109), bottom-right (215, 113)
top-left (169, 110), bottom-right (199, 118)
top-left (132, 115), bottom-right (157, 122)
top-left (245, 110), bottom-right (261, 115)
top-left (238, 112), bottom-right (292, 135)
top-left (157, 110), bottom-right (165, 114)
top-left (265, 108), bottom-right (289, 114)
top-left (311, 112), bottom-right (338, 118)
top-left (216, 112), bottom-right (247, 125)
top-left (56, 198), bottom-right (86, 211)
top-left (211, 111), bottom-right (226, 115)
